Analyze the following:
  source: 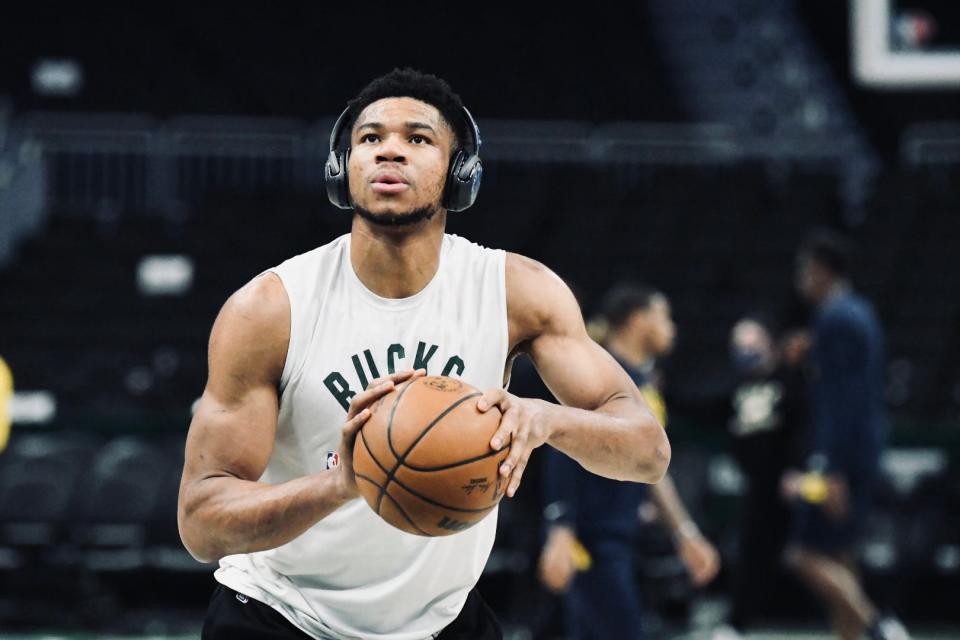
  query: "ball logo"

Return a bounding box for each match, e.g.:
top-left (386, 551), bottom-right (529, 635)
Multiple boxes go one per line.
top-left (326, 451), bottom-right (340, 470)
top-left (461, 477), bottom-right (492, 495)
top-left (425, 377), bottom-right (463, 393)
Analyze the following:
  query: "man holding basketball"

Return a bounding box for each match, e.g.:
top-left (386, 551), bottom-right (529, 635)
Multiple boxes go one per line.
top-left (178, 69), bottom-right (670, 640)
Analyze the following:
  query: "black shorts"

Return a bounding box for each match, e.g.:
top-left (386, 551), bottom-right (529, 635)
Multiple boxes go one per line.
top-left (789, 477), bottom-right (872, 554)
top-left (202, 583), bottom-right (502, 640)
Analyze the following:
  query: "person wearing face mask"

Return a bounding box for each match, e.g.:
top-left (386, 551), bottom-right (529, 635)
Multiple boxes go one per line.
top-left (711, 316), bottom-right (809, 639)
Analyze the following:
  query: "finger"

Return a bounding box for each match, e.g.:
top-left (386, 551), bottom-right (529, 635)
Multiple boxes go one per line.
top-left (477, 387), bottom-right (508, 413)
top-left (347, 379), bottom-right (396, 418)
top-left (489, 406), bottom-right (515, 450)
top-left (506, 452), bottom-right (530, 497)
top-left (341, 408), bottom-right (372, 441)
top-left (386, 368), bottom-right (424, 384)
top-left (366, 368), bottom-right (420, 390)
top-left (499, 428), bottom-right (527, 477)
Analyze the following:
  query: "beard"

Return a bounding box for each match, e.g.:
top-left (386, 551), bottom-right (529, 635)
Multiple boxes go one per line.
top-left (354, 203), bottom-right (441, 227)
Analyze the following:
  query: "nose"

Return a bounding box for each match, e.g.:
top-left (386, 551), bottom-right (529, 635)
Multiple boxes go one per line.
top-left (376, 135), bottom-right (406, 164)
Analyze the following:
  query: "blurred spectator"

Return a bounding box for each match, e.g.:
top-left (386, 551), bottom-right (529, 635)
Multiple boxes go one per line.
top-left (713, 317), bottom-right (809, 638)
top-left (0, 355), bottom-right (11, 452)
top-left (538, 283), bottom-right (719, 640)
top-left (782, 229), bottom-right (910, 640)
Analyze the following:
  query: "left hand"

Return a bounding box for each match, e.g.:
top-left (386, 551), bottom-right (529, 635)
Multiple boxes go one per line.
top-left (478, 389), bottom-right (553, 497)
top-left (538, 525), bottom-right (579, 594)
top-left (678, 534), bottom-right (720, 587)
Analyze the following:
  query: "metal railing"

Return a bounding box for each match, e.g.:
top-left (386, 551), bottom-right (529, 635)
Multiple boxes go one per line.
top-left (902, 122), bottom-right (960, 165)
top-left (11, 111), bottom-right (745, 221)
top-left (0, 140), bottom-right (48, 267)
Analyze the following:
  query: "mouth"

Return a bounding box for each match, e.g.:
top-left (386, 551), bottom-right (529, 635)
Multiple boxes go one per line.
top-left (370, 172), bottom-right (410, 194)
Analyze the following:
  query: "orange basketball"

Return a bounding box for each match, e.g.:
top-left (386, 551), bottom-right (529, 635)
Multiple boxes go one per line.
top-left (353, 375), bottom-right (509, 537)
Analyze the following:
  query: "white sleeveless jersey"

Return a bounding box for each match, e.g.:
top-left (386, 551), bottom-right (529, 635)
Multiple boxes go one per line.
top-left (215, 233), bottom-right (508, 640)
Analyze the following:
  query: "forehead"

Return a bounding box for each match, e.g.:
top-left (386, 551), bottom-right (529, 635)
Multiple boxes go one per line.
top-left (354, 97), bottom-right (447, 131)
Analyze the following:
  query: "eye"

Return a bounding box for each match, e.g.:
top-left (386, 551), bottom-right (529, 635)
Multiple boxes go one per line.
top-left (360, 133), bottom-right (380, 144)
top-left (410, 135), bottom-right (429, 145)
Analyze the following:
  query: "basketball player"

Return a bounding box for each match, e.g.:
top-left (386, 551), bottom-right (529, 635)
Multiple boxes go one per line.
top-left (177, 69), bottom-right (670, 640)
top-left (783, 229), bottom-right (910, 640)
top-left (538, 283), bottom-right (719, 639)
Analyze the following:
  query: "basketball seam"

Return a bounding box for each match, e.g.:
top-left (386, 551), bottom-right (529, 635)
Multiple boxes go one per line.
top-left (380, 487), bottom-right (430, 536)
top-left (401, 443), bottom-right (511, 472)
top-left (359, 429), bottom-right (391, 514)
top-left (355, 472), bottom-right (429, 536)
top-left (376, 390), bottom-right (482, 516)
top-left (385, 380), bottom-right (416, 461)
top-left (367, 425), bottom-right (503, 513)
top-left (398, 392), bottom-right (483, 462)
top-left (383, 467), bottom-right (503, 513)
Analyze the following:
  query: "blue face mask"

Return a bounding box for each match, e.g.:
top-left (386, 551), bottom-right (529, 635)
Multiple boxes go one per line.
top-left (731, 347), bottom-right (767, 375)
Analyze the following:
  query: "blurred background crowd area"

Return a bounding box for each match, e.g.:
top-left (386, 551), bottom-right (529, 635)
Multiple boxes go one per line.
top-left (0, 1), bottom-right (959, 638)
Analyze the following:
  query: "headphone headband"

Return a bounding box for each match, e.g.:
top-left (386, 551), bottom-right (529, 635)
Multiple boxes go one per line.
top-left (325, 102), bottom-right (483, 212)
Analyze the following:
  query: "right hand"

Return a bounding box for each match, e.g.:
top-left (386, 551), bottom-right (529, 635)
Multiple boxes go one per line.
top-left (538, 525), bottom-right (579, 594)
top-left (335, 369), bottom-right (424, 500)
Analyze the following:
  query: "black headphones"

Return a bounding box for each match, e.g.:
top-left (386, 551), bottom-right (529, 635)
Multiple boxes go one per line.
top-left (325, 103), bottom-right (483, 212)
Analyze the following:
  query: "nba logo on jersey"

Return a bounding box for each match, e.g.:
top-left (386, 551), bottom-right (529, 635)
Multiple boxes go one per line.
top-left (326, 451), bottom-right (340, 469)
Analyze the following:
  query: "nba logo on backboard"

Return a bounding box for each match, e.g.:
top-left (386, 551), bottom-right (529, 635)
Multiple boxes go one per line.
top-left (326, 451), bottom-right (340, 469)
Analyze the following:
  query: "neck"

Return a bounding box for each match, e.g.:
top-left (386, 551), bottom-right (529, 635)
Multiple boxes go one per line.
top-left (349, 212), bottom-right (447, 298)
top-left (606, 333), bottom-right (650, 369)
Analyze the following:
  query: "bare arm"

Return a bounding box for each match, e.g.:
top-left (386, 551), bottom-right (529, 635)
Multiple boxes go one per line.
top-left (650, 474), bottom-right (698, 538)
top-left (177, 273), bottom-right (409, 562)
top-left (480, 254), bottom-right (670, 496)
top-left (651, 474), bottom-right (720, 586)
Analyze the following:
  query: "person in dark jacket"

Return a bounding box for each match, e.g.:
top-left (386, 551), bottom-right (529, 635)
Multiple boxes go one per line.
top-left (782, 229), bottom-right (910, 640)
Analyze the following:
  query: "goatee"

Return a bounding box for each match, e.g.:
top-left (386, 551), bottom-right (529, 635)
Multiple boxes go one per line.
top-left (354, 204), bottom-right (440, 227)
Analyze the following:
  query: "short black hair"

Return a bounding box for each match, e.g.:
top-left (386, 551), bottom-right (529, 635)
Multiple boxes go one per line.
top-left (799, 228), bottom-right (851, 277)
top-left (348, 68), bottom-right (469, 151)
top-left (602, 283), bottom-right (662, 330)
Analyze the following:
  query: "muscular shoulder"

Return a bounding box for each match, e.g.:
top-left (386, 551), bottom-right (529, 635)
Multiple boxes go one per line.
top-left (208, 272), bottom-right (291, 396)
top-left (505, 253), bottom-right (583, 349)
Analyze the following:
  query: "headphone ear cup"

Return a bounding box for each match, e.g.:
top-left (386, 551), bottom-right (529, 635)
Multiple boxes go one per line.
top-left (325, 105), bottom-right (354, 211)
top-left (457, 155), bottom-right (482, 182)
top-left (325, 149), bottom-right (352, 210)
top-left (443, 151), bottom-right (482, 212)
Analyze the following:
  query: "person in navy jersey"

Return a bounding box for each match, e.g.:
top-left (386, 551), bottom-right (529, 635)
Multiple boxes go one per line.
top-left (537, 283), bottom-right (719, 640)
top-left (782, 229), bottom-right (910, 640)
